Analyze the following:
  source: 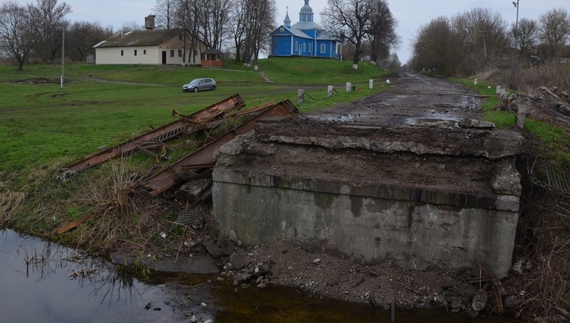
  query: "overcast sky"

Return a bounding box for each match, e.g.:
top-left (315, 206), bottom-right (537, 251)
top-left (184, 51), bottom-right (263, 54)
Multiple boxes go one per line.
top-left (60, 0), bottom-right (568, 64)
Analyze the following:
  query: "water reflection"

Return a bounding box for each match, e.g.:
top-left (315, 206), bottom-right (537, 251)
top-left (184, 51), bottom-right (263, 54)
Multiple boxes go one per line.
top-left (0, 229), bottom-right (182, 323)
top-left (1, 229), bottom-right (510, 323)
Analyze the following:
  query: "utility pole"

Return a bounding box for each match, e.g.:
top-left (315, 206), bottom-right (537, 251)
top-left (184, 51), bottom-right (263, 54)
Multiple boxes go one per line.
top-left (511, 0), bottom-right (520, 90)
top-left (61, 26), bottom-right (65, 88)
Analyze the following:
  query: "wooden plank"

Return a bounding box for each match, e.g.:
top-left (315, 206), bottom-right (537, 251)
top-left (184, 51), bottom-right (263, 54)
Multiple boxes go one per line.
top-left (53, 214), bottom-right (95, 235)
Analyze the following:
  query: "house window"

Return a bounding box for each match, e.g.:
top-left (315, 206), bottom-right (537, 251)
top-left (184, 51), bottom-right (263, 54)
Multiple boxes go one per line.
top-left (321, 44), bottom-right (326, 53)
top-left (178, 50), bottom-right (182, 57)
top-left (280, 27), bottom-right (284, 32)
top-left (170, 50), bottom-right (174, 57)
top-left (309, 43), bottom-right (312, 53)
top-left (303, 43), bottom-right (306, 52)
top-left (143, 50), bottom-right (146, 55)
top-left (121, 50), bottom-right (124, 56)
top-left (134, 49), bottom-right (137, 56)
top-left (294, 41), bottom-right (298, 52)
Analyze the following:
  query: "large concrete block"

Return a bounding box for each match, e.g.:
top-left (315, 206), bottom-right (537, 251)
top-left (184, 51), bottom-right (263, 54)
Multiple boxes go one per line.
top-left (213, 123), bottom-right (523, 279)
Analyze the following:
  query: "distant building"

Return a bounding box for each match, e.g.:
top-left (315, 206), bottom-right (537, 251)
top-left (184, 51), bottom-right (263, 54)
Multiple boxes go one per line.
top-left (93, 15), bottom-right (207, 65)
top-left (270, 0), bottom-right (339, 58)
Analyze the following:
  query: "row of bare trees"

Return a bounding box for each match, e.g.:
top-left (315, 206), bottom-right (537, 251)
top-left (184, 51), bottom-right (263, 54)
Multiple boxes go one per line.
top-left (0, 0), bottom-right (69, 70)
top-left (410, 7), bottom-right (570, 77)
top-left (152, 0), bottom-right (276, 65)
top-left (1, 0), bottom-right (400, 70)
top-left (152, 0), bottom-right (399, 67)
top-left (0, 0), bottom-right (114, 70)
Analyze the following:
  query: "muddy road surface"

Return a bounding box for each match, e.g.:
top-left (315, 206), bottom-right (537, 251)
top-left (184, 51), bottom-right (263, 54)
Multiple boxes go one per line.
top-left (306, 73), bottom-right (482, 126)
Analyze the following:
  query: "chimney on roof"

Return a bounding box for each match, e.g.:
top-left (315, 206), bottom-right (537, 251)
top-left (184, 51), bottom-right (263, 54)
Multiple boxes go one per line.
top-left (145, 15), bottom-right (156, 30)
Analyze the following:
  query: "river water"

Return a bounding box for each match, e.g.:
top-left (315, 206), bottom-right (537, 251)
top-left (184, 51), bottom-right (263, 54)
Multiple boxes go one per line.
top-left (0, 229), bottom-right (508, 323)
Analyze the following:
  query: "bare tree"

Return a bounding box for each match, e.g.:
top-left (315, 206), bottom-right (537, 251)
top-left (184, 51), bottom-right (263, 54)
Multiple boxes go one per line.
top-left (511, 18), bottom-right (539, 61)
top-left (197, 0), bottom-right (231, 49)
top-left (539, 8), bottom-right (570, 62)
top-left (322, 0), bottom-right (376, 69)
top-left (27, 0), bottom-right (72, 63)
top-left (247, 0), bottom-right (276, 65)
top-left (226, 0), bottom-right (275, 65)
top-left (366, 0), bottom-right (399, 63)
top-left (453, 8), bottom-right (509, 74)
top-left (322, 0), bottom-right (397, 68)
top-left (0, 1), bottom-right (33, 70)
top-left (153, 0), bottom-right (175, 29)
top-left (229, 0), bottom-right (247, 62)
top-left (411, 16), bottom-right (460, 76)
top-left (67, 21), bottom-right (112, 61)
top-left (173, 0), bottom-right (201, 65)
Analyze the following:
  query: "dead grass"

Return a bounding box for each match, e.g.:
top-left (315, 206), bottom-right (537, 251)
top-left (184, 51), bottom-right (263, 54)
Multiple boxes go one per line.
top-left (507, 139), bottom-right (570, 322)
top-left (58, 155), bottom-right (218, 259)
top-left (484, 63), bottom-right (570, 95)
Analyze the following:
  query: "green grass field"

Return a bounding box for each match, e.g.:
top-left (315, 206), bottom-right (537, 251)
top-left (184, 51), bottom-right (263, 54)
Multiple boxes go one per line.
top-left (0, 59), bottom-right (389, 178)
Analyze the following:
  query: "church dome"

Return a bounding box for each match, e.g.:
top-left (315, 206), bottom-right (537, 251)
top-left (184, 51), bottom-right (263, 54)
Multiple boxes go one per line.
top-left (300, 0), bottom-right (313, 14)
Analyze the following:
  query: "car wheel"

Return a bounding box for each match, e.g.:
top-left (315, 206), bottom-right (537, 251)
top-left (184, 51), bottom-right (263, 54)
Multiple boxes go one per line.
top-left (193, 87), bottom-right (199, 93)
top-left (211, 85), bottom-right (216, 90)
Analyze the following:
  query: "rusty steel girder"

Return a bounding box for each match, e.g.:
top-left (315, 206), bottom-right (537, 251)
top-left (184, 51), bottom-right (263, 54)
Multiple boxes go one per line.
top-left (57, 94), bottom-right (245, 181)
top-left (143, 99), bottom-right (299, 196)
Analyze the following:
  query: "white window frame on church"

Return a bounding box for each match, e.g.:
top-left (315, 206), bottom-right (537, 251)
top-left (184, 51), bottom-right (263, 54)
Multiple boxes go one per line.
top-left (321, 44), bottom-right (326, 53)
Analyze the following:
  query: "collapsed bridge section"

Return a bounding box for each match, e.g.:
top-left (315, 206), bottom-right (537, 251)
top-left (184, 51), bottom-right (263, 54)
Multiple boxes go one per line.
top-left (213, 118), bottom-right (525, 278)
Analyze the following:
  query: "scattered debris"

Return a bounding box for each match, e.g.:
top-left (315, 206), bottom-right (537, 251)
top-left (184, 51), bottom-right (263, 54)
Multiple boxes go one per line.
top-left (57, 94), bottom-right (246, 181)
top-left (143, 99), bottom-right (299, 196)
top-left (495, 86), bottom-right (570, 132)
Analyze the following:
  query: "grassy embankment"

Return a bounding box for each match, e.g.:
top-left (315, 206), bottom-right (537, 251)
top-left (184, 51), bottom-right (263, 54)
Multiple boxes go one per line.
top-left (455, 77), bottom-right (570, 164)
top-left (0, 58), bottom-right (389, 248)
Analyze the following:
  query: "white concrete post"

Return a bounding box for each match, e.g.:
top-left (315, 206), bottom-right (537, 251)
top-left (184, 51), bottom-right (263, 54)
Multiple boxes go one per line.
top-left (496, 85), bottom-right (501, 95)
top-left (254, 65), bottom-right (258, 71)
top-left (517, 105), bottom-right (526, 130)
top-left (369, 79), bottom-right (374, 89)
top-left (474, 79), bottom-right (478, 85)
top-left (298, 89), bottom-right (305, 103)
top-left (346, 82), bottom-right (352, 93)
top-left (327, 85), bottom-right (334, 97)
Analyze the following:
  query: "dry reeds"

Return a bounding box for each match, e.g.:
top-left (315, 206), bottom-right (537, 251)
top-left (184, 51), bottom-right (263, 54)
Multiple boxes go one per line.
top-left (509, 149), bottom-right (570, 321)
top-left (488, 63), bottom-right (570, 95)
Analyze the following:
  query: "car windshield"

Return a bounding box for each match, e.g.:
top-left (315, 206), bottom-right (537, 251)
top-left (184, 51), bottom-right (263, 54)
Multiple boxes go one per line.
top-left (189, 79), bottom-right (200, 84)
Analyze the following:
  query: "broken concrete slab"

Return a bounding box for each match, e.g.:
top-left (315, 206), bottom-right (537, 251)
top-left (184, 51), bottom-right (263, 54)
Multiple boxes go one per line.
top-left (252, 118), bottom-right (524, 160)
top-left (179, 178), bottom-right (212, 202)
top-left (458, 118), bottom-right (495, 129)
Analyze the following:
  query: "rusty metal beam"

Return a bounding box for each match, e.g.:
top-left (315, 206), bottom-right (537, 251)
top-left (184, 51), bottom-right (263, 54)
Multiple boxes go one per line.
top-left (178, 93), bottom-right (246, 124)
top-left (58, 94), bottom-right (245, 179)
top-left (143, 99), bottom-right (299, 196)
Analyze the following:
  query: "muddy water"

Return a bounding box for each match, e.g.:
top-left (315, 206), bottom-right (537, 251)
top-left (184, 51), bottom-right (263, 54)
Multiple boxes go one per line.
top-left (0, 229), bottom-right (507, 322)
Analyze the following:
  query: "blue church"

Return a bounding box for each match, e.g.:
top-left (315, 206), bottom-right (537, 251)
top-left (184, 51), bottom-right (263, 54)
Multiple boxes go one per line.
top-left (270, 0), bottom-right (339, 59)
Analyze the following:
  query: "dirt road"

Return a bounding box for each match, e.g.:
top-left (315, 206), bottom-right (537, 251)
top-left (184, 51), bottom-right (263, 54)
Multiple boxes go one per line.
top-left (307, 73), bottom-right (482, 126)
